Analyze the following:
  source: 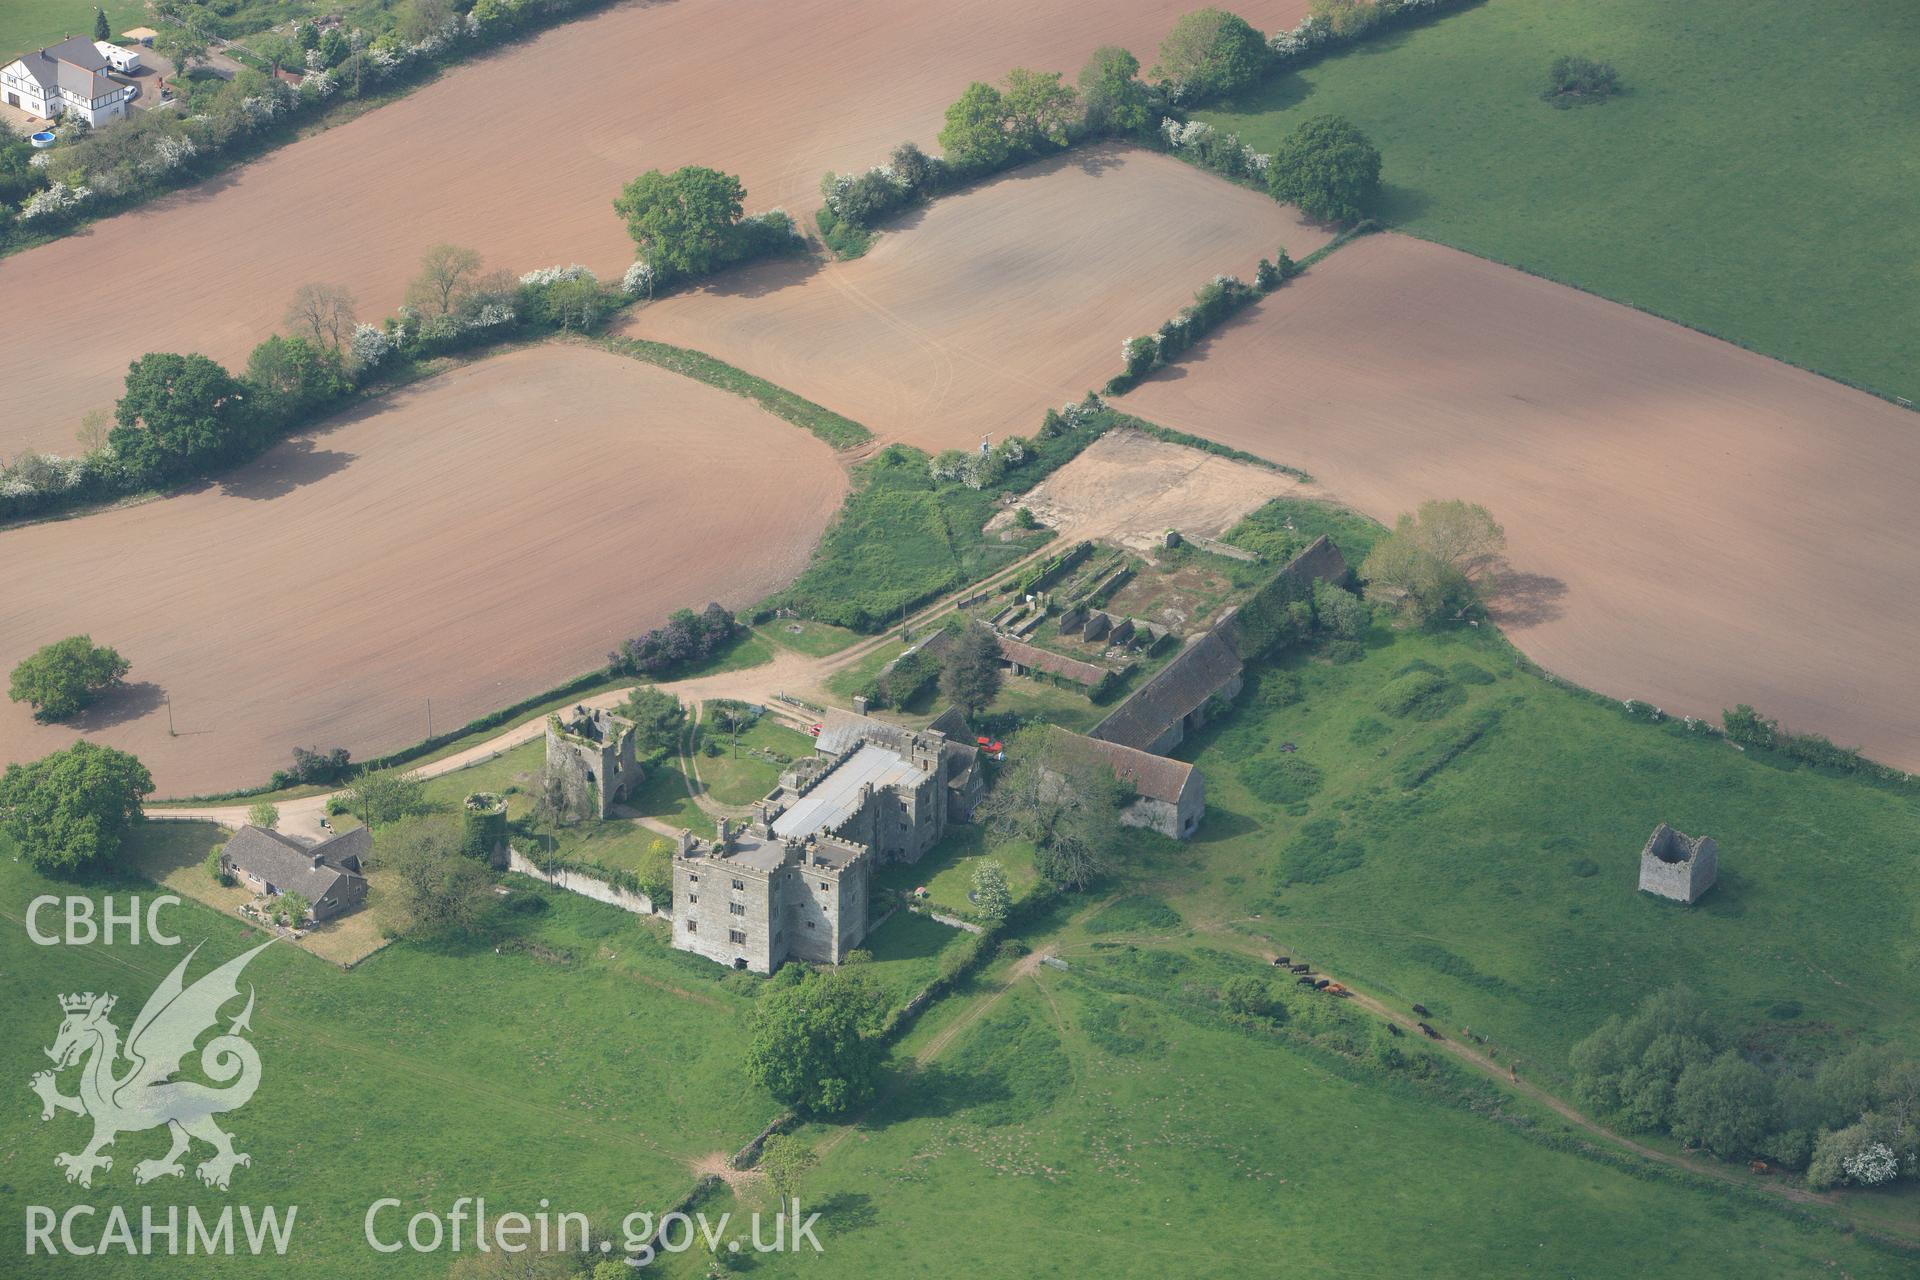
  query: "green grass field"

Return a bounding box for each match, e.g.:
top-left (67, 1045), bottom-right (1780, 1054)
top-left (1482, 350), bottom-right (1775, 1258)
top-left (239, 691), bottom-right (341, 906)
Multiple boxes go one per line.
top-left (0, 851), bottom-right (774, 1277)
top-left (756, 619), bottom-right (864, 658)
top-left (1, 2), bottom-right (145, 62)
top-left (1201, 0), bottom-right (1920, 402)
top-left (1145, 623), bottom-right (1920, 1086)
top-left (711, 972), bottom-right (1907, 1278)
top-left (690, 707), bottom-right (813, 807)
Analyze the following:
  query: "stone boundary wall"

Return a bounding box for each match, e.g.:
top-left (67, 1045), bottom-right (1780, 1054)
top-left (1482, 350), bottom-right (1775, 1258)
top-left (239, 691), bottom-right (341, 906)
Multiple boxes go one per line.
top-left (507, 847), bottom-right (660, 916)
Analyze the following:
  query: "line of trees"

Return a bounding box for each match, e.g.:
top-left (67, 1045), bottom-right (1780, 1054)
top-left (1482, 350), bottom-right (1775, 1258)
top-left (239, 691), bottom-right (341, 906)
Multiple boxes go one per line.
top-left (606, 604), bottom-right (738, 678)
top-left (2, 239), bottom-right (624, 525)
top-left (1571, 987), bottom-right (1918, 1189)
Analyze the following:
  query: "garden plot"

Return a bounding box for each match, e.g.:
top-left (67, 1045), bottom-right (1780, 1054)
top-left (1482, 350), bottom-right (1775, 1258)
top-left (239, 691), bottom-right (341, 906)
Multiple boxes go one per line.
top-left (0, 0), bottom-right (1309, 456)
top-left (1123, 233), bottom-right (1920, 768)
top-left (984, 425), bottom-right (1322, 551)
top-left (0, 345), bottom-right (845, 796)
top-left (622, 147), bottom-right (1330, 454)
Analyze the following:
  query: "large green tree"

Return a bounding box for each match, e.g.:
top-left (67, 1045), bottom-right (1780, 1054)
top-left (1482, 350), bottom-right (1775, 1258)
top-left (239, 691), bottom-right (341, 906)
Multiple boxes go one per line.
top-left (1672, 1051), bottom-right (1775, 1159)
top-left (1079, 46), bottom-right (1152, 136)
top-left (978, 730), bottom-right (1125, 890)
top-left (8, 635), bottom-right (130, 722)
top-left (1359, 499), bottom-right (1504, 624)
top-left (376, 816), bottom-right (493, 939)
top-left (617, 686), bottom-right (686, 761)
top-left (1267, 113), bottom-right (1383, 224)
top-left (939, 625), bottom-right (1003, 718)
top-left (343, 766), bottom-right (429, 827)
top-left (745, 968), bottom-right (887, 1115)
top-left (612, 166), bottom-right (746, 281)
top-left (244, 335), bottom-right (349, 426)
top-left (109, 352), bottom-right (250, 480)
top-left (1001, 68), bottom-right (1078, 153)
top-left (0, 741), bottom-right (154, 874)
top-left (756, 1132), bottom-right (818, 1201)
top-left (1152, 8), bottom-right (1269, 102)
top-left (938, 82), bottom-right (1013, 172)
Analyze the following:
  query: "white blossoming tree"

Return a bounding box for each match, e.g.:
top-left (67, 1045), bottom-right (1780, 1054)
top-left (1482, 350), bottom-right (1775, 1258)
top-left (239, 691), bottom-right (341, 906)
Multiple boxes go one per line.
top-left (349, 323), bottom-right (394, 373)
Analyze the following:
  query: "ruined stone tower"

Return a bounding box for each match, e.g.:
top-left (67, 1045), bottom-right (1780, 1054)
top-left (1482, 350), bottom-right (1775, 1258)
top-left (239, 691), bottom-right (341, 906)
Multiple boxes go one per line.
top-left (1638, 823), bottom-right (1718, 904)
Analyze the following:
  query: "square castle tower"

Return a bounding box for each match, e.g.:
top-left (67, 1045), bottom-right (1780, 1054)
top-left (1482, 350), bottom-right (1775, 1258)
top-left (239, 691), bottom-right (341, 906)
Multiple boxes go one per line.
top-left (1638, 823), bottom-right (1718, 904)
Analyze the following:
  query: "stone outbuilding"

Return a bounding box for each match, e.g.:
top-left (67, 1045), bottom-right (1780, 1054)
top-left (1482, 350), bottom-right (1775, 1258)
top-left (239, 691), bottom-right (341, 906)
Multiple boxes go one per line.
top-left (1638, 823), bottom-right (1718, 904)
top-left (1045, 727), bottom-right (1206, 840)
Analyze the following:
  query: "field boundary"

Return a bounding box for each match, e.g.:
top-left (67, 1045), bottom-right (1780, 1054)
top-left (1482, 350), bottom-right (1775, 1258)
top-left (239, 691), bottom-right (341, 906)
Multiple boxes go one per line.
top-left (593, 335), bottom-right (872, 449)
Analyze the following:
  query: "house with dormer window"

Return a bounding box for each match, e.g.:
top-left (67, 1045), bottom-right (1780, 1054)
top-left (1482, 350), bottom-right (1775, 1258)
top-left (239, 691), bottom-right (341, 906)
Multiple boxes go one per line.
top-left (2, 36), bottom-right (137, 124)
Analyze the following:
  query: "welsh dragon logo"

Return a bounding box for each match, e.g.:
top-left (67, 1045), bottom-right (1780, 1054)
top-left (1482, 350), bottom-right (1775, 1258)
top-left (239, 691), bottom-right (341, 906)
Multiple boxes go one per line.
top-left (30, 940), bottom-right (271, 1190)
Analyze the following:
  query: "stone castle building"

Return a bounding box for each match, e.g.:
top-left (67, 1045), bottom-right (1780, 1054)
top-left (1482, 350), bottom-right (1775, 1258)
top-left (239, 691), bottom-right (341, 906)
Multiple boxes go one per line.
top-left (545, 704), bottom-right (645, 818)
top-left (672, 819), bottom-right (871, 972)
top-left (672, 709), bottom-right (983, 973)
top-left (1638, 823), bottom-right (1718, 903)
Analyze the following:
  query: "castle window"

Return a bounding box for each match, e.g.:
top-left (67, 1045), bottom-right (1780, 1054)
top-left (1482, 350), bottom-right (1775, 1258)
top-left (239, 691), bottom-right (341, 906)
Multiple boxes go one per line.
top-left (688, 873), bottom-right (698, 883)
top-left (819, 881), bottom-right (829, 891)
top-left (729, 929), bottom-right (747, 945)
top-left (805, 921), bottom-right (815, 930)
top-left (685, 920), bottom-right (697, 934)
top-left (731, 879), bottom-right (745, 891)
top-left (687, 893), bottom-right (697, 904)
top-left (729, 902), bottom-right (746, 915)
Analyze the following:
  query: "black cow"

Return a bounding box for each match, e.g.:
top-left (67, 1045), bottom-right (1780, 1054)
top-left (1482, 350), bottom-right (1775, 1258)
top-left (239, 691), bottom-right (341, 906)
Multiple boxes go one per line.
top-left (1274, 956), bottom-right (1291, 966)
top-left (1313, 979), bottom-right (1330, 989)
top-left (1412, 1003), bottom-right (1431, 1017)
top-left (1296, 976), bottom-right (1317, 986)
top-left (1417, 1022), bottom-right (1441, 1040)
top-left (1386, 1024), bottom-right (1403, 1037)
top-left (1291, 964), bottom-right (1311, 974)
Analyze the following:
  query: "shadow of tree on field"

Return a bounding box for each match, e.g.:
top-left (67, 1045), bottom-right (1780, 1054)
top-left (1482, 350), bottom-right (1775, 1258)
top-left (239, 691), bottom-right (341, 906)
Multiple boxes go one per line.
top-left (693, 250), bottom-right (827, 300)
top-left (1482, 564), bottom-right (1568, 628)
top-left (69, 681), bottom-right (167, 730)
top-left (215, 438), bottom-right (354, 500)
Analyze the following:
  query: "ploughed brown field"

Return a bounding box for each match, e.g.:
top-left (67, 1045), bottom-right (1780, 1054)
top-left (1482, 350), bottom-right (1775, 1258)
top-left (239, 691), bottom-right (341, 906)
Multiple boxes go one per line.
top-left (623, 147), bottom-right (1328, 451)
top-left (0, 0), bottom-right (1308, 456)
top-left (0, 345), bottom-right (846, 796)
top-left (1124, 233), bottom-right (1920, 768)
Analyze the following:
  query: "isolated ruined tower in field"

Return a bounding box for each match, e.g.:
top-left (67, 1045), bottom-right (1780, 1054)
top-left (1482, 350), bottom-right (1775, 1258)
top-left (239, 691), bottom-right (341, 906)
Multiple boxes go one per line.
top-left (1638, 823), bottom-right (1718, 904)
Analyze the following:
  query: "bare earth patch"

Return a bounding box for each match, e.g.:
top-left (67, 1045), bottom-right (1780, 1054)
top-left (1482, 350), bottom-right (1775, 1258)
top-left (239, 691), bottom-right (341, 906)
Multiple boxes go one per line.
top-left (0, 345), bottom-right (845, 795)
top-left (0, 0), bottom-right (1308, 456)
top-left (1123, 233), bottom-right (1920, 767)
top-left (986, 426), bottom-right (1323, 552)
top-left (625, 147), bottom-right (1329, 453)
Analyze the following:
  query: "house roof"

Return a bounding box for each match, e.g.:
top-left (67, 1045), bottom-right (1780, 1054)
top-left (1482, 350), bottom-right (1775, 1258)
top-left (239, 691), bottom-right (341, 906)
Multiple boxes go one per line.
top-left (1046, 728), bottom-right (1197, 805)
top-left (814, 707), bottom-right (920, 758)
top-left (10, 37), bottom-right (119, 102)
top-left (1089, 629), bottom-right (1243, 751)
top-left (222, 824), bottom-right (367, 902)
top-left (993, 634), bottom-right (1109, 686)
top-left (773, 742), bottom-right (929, 840)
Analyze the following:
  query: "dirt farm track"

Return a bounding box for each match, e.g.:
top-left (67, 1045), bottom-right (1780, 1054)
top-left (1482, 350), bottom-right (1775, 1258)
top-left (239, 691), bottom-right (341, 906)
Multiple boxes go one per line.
top-left (1125, 234), bottom-right (1920, 769)
top-left (624, 146), bottom-right (1327, 451)
top-left (0, 345), bottom-right (846, 796)
top-left (0, 0), bottom-right (1307, 457)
